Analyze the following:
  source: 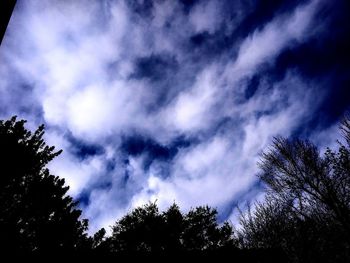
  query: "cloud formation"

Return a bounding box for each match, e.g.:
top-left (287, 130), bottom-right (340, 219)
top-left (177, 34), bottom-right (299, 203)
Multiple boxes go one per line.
top-left (1, 0), bottom-right (349, 233)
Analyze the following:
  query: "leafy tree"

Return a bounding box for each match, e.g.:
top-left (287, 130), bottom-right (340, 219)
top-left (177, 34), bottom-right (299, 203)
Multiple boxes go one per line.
top-left (162, 203), bottom-right (185, 251)
top-left (91, 228), bottom-right (107, 249)
top-left (182, 206), bottom-right (233, 251)
top-left (0, 117), bottom-right (89, 252)
top-left (90, 228), bottom-right (110, 253)
top-left (107, 202), bottom-right (234, 253)
top-left (109, 202), bottom-right (165, 252)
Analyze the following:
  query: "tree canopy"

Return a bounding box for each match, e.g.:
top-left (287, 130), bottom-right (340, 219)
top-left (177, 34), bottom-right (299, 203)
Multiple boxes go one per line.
top-left (0, 117), bottom-right (89, 252)
top-left (106, 202), bottom-right (234, 253)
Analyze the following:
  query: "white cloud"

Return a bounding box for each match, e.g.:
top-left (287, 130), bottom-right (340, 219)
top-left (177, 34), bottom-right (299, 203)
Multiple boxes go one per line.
top-left (84, 186), bottom-right (130, 234)
top-left (163, 65), bottom-right (219, 133)
top-left (228, 0), bottom-right (319, 77)
top-left (129, 71), bottom-right (320, 216)
top-left (310, 123), bottom-right (341, 153)
top-left (189, 0), bottom-right (222, 34)
top-left (0, 0), bottom-right (334, 234)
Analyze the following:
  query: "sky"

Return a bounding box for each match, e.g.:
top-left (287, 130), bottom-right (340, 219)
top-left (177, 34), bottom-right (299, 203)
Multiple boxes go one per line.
top-left (0, 0), bottom-right (349, 233)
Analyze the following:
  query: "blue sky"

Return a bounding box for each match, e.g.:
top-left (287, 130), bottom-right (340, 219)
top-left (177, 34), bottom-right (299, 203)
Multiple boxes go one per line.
top-left (0, 0), bottom-right (349, 233)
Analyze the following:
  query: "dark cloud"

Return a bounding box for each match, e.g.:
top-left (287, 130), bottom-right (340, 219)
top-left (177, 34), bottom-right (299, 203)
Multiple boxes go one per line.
top-left (121, 134), bottom-right (173, 159)
top-left (76, 190), bottom-right (91, 207)
top-left (126, 0), bottom-right (154, 19)
top-left (66, 133), bottom-right (105, 160)
top-left (121, 133), bottom-right (192, 170)
top-left (132, 53), bottom-right (179, 81)
top-left (179, 0), bottom-right (199, 13)
top-left (260, 0), bottom-right (350, 135)
top-left (188, 31), bottom-right (234, 62)
top-left (77, 180), bottom-right (113, 208)
top-left (232, 0), bottom-right (303, 38)
top-left (244, 75), bottom-right (260, 100)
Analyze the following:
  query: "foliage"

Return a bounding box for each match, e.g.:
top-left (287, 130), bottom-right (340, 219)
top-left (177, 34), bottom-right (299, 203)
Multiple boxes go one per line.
top-left (0, 117), bottom-right (89, 252)
top-left (107, 202), bottom-right (234, 253)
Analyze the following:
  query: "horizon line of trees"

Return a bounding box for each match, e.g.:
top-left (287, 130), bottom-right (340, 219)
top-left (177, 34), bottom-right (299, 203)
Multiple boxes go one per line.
top-left (1, 115), bottom-right (349, 261)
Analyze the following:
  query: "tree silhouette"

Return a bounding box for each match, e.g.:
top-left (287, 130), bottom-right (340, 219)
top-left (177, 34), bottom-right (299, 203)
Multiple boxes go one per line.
top-left (0, 117), bottom-right (89, 252)
top-left (2, 114), bottom-right (349, 260)
top-left (109, 202), bottom-right (165, 253)
top-left (161, 203), bottom-right (184, 251)
top-left (259, 136), bottom-right (350, 232)
top-left (107, 202), bottom-right (234, 254)
top-left (237, 116), bottom-right (350, 262)
top-left (182, 205), bottom-right (233, 251)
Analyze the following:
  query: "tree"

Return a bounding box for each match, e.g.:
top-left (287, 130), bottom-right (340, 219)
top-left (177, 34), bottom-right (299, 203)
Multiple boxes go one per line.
top-left (90, 228), bottom-right (110, 253)
top-left (107, 202), bottom-right (234, 253)
top-left (109, 202), bottom-right (165, 253)
top-left (259, 135), bottom-right (350, 234)
top-left (162, 203), bottom-right (184, 251)
top-left (182, 206), bottom-right (233, 251)
top-left (0, 116), bottom-right (89, 252)
top-left (237, 197), bottom-right (295, 250)
top-left (237, 196), bottom-right (322, 262)
top-left (237, 116), bottom-right (350, 262)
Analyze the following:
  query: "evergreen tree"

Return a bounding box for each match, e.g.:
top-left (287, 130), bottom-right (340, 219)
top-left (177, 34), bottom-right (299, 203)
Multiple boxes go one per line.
top-left (0, 117), bottom-right (89, 252)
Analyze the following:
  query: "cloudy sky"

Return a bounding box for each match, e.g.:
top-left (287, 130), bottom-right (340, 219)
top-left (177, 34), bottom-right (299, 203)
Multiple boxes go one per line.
top-left (1, 0), bottom-right (349, 233)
